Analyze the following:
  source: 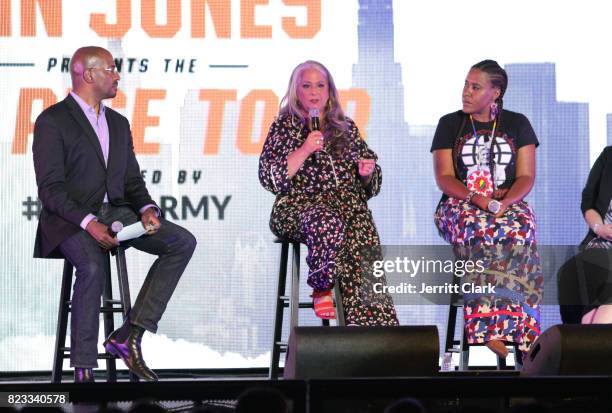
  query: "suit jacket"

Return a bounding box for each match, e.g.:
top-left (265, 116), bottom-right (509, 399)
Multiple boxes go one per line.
top-left (580, 146), bottom-right (612, 246)
top-left (33, 94), bottom-right (157, 258)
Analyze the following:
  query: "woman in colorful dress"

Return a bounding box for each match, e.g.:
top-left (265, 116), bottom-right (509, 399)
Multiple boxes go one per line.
top-left (431, 59), bottom-right (543, 358)
top-left (258, 60), bottom-right (398, 326)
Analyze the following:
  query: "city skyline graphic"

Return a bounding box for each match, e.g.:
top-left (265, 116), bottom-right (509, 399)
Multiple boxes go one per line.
top-left (606, 113), bottom-right (612, 146)
top-left (356, 0), bottom-right (592, 247)
top-left (350, 0), bottom-right (595, 345)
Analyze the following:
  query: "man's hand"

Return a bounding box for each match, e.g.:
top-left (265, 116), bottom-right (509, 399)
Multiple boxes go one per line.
top-left (86, 220), bottom-right (120, 249)
top-left (141, 208), bottom-right (161, 235)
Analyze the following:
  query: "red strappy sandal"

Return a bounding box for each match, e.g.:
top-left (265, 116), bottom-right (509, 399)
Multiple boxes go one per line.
top-left (312, 290), bottom-right (336, 320)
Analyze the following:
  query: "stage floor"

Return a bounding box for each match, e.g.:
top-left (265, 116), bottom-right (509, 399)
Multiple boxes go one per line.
top-left (1, 370), bottom-right (611, 413)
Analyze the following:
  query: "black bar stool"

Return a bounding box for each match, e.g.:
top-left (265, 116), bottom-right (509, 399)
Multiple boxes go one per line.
top-left (445, 274), bottom-right (523, 370)
top-left (269, 238), bottom-right (345, 379)
top-left (51, 246), bottom-right (137, 383)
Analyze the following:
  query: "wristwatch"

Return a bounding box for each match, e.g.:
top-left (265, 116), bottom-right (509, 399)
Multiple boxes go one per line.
top-left (488, 200), bottom-right (502, 214)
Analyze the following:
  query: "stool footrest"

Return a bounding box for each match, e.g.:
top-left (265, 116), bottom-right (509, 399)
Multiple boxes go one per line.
top-left (100, 306), bottom-right (125, 314)
top-left (298, 302), bottom-right (314, 309)
top-left (279, 300), bottom-right (315, 309)
top-left (56, 351), bottom-right (120, 360)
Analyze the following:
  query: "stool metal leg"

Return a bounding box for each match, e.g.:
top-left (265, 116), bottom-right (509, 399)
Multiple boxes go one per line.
top-left (114, 247), bottom-right (138, 383)
top-left (115, 247), bottom-right (132, 318)
top-left (333, 282), bottom-right (346, 326)
top-left (496, 343), bottom-right (522, 371)
top-left (446, 278), bottom-right (467, 371)
top-left (102, 254), bottom-right (117, 382)
top-left (514, 345), bottom-right (523, 370)
top-left (445, 303), bottom-right (458, 355)
top-left (460, 320), bottom-right (469, 370)
top-left (445, 272), bottom-right (471, 371)
top-left (289, 241), bottom-right (301, 333)
top-left (497, 353), bottom-right (507, 370)
top-left (269, 241), bottom-right (290, 379)
top-left (52, 261), bottom-right (73, 383)
top-left (495, 344), bottom-right (525, 370)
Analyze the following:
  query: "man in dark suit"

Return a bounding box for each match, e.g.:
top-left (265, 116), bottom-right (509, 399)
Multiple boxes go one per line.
top-left (33, 46), bottom-right (197, 382)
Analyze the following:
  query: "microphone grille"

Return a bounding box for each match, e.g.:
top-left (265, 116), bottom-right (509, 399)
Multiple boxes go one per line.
top-left (309, 108), bottom-right (319, 118)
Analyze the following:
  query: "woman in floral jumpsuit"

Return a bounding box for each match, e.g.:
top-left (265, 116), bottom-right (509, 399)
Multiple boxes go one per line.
top-left (258, 60), bottom-right (398, 326)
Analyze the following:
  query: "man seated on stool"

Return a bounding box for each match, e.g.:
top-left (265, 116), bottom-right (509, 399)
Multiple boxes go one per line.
top-left (33, 46), bottom-right (197, 382)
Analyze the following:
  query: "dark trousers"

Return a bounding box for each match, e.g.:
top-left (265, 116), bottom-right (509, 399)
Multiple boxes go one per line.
top-left (59, 204), bottom-right (196, 367)
top-left (558, 248), bottom-right (612, 324)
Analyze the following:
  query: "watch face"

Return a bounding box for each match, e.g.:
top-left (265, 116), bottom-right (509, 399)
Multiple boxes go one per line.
top-left (488, 200), bottom-right (501, 213)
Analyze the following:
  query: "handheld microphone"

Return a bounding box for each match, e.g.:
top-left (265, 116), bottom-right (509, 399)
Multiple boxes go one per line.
top-left (309, 108), bottom-right (320, 131)
top-left (107, 221), bottom-right (123, 238)
top-left (309, 108), bottom-right (321, 160)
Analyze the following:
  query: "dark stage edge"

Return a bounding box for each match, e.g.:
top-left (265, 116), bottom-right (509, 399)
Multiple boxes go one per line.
top-left (1, 370), bottom-right (612, 413)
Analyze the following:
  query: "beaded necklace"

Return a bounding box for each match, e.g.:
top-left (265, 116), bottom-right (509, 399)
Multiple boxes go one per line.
top-left (466, 114), bottom-right (497, 196)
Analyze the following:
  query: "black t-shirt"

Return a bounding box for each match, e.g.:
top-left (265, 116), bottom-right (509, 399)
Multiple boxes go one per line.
top-left (431, 109), bottom-right (539, 199)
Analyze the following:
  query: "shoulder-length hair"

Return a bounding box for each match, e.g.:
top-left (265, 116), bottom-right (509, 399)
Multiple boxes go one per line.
top-left (279, 60), bottom-right (349, 155)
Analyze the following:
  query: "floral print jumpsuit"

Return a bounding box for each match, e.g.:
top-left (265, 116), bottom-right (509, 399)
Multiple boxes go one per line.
top-left (259, 114), bottom-right (399, 326)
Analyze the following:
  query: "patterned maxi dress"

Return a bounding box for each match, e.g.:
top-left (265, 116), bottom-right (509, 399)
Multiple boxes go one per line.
top-left (259, 114), bottom-right (398, 326)
top-left (432, 110), bottom-right (544, 353)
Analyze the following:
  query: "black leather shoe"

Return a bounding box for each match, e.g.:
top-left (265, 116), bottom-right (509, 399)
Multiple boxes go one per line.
top-left (74, 367), bottom-right (95, 383)
top-left (103, 326), bottom-right (158, 382)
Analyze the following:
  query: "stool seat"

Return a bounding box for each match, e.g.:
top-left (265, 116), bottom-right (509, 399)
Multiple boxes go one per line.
top-left (269, 238), bottom-right (345, 379)
top-left (52, 246), bottom-right (137, 383)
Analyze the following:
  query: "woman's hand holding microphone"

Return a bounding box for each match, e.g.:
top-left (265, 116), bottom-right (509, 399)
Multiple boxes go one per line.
top-left (303, 131), bottom-right (325, 155)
